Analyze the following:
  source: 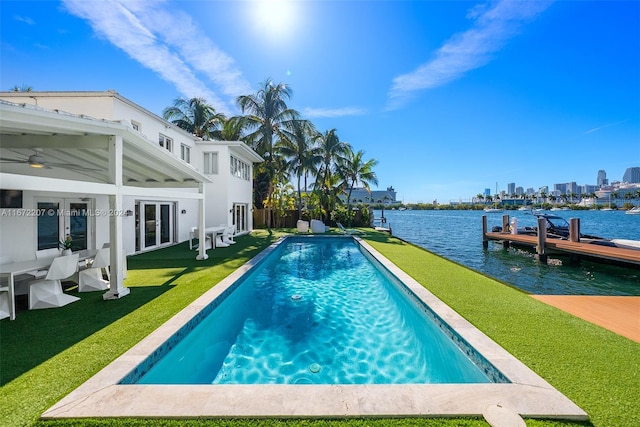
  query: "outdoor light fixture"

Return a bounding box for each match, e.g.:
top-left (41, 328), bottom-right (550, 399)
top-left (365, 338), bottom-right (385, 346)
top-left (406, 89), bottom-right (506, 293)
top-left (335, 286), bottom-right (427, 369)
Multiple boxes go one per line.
top-left (181, 209), bottom-right (187, 214)
top-left (28, 154), bottom-right (45, 168)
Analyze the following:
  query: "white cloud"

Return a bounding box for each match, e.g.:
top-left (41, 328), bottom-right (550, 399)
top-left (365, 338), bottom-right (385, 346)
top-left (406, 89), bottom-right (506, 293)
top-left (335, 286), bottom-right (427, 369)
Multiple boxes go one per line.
top-left (387, 0), bottom-right (552, 110)
top-left (302, 106), bottom-right (366, 118)
top-left (584, 120), bottom-right (627, 135)
top-left (14, 15), bottom-right (35, 25)
top-left (62, 0), bottom-right (252, 114)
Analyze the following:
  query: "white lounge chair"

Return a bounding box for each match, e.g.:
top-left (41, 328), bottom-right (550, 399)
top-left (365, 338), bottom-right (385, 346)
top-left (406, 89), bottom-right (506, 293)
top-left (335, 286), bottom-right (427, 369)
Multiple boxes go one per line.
top-left (78, 247), bottom-right (110, 292)
top-left (296, 220), bottom-right (309, 233)
top-left (311, 219), bottom-right (326, 233)
top-left (101, 243), bottom-right (128, 279)
top-left (28, 254), bottom-right (80, 310)
top-left (222, 225), bottom-right (236, 245)
top-left (337, 222), bottom-right (365, 235)
top-left (36, 248), bottom-right (61, 259)
top-left (215, 233), bottom-right (230, 248)
top-left (0, 290), bottom-right (8, 320)
top-left (0, 256), bottom-right (10, 319)
top-left (25, 247), bottom-right (62, 280)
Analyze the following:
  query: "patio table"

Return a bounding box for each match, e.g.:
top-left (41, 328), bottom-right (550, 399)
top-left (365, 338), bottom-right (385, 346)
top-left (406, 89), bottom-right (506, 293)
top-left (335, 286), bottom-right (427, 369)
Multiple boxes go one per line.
top-left (0, 249), bottom-right (97, 320)
top-left (204, 226), bottom-right (227, 248)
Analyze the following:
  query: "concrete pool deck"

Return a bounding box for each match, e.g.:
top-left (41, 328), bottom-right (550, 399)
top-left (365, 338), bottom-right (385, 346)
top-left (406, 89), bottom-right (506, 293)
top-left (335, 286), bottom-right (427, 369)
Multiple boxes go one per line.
top-left (43, 236), bottom-right (588, 421)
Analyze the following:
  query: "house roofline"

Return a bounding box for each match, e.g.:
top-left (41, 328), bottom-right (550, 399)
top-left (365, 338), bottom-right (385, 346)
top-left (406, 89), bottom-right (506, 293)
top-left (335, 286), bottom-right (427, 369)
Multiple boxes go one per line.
top-left (0, 90), bottom-right (197, 142)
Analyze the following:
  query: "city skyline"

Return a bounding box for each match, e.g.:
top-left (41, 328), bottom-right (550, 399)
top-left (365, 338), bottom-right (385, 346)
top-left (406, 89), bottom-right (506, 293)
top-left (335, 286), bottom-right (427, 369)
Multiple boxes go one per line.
top-left (1, 1), bottom-right (638, 203)
top-left (485, 166), bottom-right (640, 198)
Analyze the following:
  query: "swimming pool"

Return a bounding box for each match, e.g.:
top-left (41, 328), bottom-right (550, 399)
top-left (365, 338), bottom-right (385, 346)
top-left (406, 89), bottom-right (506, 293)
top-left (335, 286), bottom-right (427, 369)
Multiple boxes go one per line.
top-left (43, 235), bottom-right (587, 420)
top-left (123, 237), bottom-right (506, 385)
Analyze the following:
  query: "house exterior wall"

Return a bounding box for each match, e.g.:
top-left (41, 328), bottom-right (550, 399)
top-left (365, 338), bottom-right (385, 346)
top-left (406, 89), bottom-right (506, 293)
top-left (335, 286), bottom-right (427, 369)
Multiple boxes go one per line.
top-left (0, 91), bottom-right (260, 259)
top-left (195, 142), bottom-right (256, 231)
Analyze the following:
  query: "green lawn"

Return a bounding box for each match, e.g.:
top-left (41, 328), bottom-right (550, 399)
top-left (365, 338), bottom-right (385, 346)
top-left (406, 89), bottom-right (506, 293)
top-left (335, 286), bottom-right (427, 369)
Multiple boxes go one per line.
top-left (1, 230), bottom-right (637, 427)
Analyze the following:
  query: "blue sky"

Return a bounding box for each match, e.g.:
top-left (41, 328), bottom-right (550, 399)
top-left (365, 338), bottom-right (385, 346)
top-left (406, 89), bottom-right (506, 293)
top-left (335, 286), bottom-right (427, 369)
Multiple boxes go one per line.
top-left (1, 0), bottom-right (639, 203)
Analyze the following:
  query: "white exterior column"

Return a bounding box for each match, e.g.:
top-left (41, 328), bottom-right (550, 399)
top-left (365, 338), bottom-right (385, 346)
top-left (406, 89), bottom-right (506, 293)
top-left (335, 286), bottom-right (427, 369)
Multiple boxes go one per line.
top-left (103, 135), bottom-right (130, 299)
top-left (196, 182), bottom-right (208, 260)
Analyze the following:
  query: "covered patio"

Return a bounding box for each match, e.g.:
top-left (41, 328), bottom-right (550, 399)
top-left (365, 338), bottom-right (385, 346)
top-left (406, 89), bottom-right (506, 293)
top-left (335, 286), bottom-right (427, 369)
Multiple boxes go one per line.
top-left (0, 100), bottom-right (211, 319)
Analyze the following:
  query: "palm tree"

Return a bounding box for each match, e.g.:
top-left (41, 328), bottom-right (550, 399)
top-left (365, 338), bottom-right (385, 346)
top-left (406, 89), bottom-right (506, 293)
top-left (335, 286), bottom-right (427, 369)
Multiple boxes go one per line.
top-left (315, 129), bottom-right (350, 222)
top-left (277, 119), bottom-right (320, 216)
top-left (11, 85), bottom-right (32, 92)
top-left (237, 79), bottom-right (300, 222)
top-left (338, 149), bottom-right (378, 218)
top-left (163, 97), bottom-right (225, 139)
top-left (212, 116), bottom-right (251, 141)
top-left (539, 191), bottom-right (548, 205)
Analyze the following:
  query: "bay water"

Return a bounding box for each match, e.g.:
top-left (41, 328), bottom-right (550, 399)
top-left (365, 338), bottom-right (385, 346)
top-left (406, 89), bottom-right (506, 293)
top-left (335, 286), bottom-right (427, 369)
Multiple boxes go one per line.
top-left (374, 209), bottom-right (639, 296)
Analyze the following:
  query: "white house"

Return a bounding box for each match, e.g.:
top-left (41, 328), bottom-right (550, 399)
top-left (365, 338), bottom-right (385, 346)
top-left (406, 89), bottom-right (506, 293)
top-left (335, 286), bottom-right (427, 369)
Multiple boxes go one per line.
top-left (0, 90), bottom-right (262, 310)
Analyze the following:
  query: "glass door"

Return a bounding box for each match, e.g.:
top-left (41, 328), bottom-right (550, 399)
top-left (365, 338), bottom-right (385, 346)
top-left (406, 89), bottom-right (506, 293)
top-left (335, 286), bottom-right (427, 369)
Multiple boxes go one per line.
top-left (36, 198), bottom-right (94, 251)
top-left (64, 199), bottom-right (92, 251)
top-left (234, 203), bottom-right (248, 234)
top-left (37, 201), bottom-right (61, 250)
top-left (144, 203), bottom-right (157, 249)
top-left (140, 201), bottom-right (175, 250)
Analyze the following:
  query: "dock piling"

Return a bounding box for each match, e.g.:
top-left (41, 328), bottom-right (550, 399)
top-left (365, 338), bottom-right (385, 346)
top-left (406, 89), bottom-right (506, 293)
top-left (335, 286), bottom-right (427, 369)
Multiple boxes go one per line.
top-left (537, 217), bottom-right (548, 264)
top-left (502, 215), bottom-right (510, 249)
top-left (482, 215), bottom-right (488, 248)
top-left (569, 218), bottom-right (580, 243)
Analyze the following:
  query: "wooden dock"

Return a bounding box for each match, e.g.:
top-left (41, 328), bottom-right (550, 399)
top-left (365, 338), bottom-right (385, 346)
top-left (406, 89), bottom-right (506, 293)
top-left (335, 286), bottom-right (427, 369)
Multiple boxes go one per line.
top-left (482, 215), bottom-right (640, 268)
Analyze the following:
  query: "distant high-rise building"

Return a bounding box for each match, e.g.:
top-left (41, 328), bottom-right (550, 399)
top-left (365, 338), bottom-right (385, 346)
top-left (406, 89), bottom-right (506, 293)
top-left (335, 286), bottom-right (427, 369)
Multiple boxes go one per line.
top-left (623, 167), bottom-right (640, 183)
top-left (507, 182), bottom-right (515, 195)
top-left (567, 182), bottom-right (578, 195)
top-left (554, 183), bottom-right (567, 194)
top-left (516, 186), bottom-right (524, 196)
top-left (581, 184), bottom-right (599, 195)
top-left (484, 188), bottom-right (491, 197)
top-left (597, 170), bottom-right (608, 187)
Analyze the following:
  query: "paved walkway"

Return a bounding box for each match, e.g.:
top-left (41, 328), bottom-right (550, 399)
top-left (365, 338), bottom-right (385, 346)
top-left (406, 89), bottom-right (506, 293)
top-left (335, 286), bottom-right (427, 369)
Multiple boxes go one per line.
top-left (531, 295), bottom-right (640, 343)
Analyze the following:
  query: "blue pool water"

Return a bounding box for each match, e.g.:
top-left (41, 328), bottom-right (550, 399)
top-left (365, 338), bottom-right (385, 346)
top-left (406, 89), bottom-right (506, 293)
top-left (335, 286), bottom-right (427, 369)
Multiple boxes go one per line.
top-left (125, 237), bottom-right (506, 385)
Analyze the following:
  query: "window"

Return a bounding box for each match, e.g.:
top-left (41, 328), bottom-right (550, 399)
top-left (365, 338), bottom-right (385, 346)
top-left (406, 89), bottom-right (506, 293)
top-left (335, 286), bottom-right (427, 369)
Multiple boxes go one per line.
top-left (131, 120), bottom-right (141, 131)
top-left (159, 134), bottom-right (173, 152)
top-left (230, 155), bottom-right (250, 181)
top-left (180, 144), bottom-right (191, 163)
top-left (203, 152), bottom-right (218, 174)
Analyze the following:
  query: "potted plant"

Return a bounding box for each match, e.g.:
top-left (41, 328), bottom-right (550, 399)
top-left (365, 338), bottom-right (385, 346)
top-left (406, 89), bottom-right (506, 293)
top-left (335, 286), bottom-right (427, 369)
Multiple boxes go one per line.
top-left (59, 235), bottom-right (73, 255)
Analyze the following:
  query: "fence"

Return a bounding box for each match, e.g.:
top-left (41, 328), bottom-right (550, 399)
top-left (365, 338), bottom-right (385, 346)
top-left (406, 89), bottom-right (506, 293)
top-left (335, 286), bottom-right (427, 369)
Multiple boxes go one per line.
top-left (252, 209), bottom-right (369, 229)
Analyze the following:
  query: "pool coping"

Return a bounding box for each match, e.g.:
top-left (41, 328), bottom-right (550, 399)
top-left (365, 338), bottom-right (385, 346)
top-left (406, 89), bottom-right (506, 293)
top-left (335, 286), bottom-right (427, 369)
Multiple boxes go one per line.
top-left (42, 235), bottom-right (588, 421)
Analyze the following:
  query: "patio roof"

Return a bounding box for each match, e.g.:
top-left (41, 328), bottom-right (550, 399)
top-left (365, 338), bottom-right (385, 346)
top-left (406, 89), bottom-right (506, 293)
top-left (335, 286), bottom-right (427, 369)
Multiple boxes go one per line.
top-left (0, 100), bottom-right (211, 188)
top-left (0, 100), bottom-right (212, 303)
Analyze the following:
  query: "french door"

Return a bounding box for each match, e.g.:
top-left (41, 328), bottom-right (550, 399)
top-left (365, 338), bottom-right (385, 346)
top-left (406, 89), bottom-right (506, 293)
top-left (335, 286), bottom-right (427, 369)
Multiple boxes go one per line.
top-left (137, 201), bottom-right (175, 251)
top-left (36, 198), bottom-right (94, 251)
top-left (233, 203), bottom-right (248, 234)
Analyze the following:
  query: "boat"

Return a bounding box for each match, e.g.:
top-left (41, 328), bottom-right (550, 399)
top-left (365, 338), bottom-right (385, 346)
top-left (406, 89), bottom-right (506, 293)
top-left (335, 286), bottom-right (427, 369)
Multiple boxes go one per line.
top-left (626, 207), bottom-right (640, 215)
top-left (484, 183), bottom-right (503, 212)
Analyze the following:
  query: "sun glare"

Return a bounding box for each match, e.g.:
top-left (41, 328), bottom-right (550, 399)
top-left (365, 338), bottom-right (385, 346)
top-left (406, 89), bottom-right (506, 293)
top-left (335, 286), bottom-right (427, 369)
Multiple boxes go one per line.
top-left (251, 0), bottom-right (297, 40)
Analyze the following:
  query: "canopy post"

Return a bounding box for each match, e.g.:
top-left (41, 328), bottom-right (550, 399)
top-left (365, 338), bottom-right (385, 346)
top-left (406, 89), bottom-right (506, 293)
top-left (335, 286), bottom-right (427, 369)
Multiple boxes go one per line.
top-left (196, 182), bottom-right (208, 260)
top-left (104, 134), bottom-right (130, 300)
